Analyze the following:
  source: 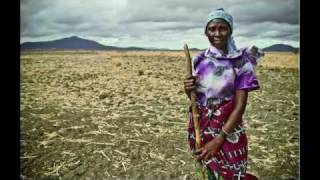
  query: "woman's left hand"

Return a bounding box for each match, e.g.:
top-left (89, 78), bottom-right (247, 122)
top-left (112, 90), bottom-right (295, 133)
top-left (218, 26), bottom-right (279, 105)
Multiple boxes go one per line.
top-left (194, 135), bottom-right (225, 161)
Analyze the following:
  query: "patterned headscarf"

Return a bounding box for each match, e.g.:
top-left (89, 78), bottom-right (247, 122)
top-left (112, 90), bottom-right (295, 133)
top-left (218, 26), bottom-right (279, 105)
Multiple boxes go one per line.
top-left (206, 8), bottom-right (233, 33)
top-left (205, 8), bottom-right (237, 53)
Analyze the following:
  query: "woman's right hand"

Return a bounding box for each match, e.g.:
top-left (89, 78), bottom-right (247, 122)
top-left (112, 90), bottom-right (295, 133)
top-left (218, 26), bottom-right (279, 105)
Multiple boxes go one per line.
top-left (184, 76), bottom-right (197, 98)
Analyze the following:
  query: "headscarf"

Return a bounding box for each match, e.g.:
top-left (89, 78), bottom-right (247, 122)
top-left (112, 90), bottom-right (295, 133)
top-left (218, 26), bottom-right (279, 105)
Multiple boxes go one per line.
top-left (205, 8), bottom-right (237, 54)
top-left (206, 8), bottom-right (233, 33)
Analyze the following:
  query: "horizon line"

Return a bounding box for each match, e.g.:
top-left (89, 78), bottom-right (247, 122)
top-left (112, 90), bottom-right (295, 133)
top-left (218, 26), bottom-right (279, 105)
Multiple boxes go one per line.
top-left (20, 35), bottom-right (300, 50)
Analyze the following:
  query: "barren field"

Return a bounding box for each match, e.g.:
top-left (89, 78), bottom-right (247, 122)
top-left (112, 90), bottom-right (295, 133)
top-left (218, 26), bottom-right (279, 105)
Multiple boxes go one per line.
top-left (20, 50), bottom-right (299, 180)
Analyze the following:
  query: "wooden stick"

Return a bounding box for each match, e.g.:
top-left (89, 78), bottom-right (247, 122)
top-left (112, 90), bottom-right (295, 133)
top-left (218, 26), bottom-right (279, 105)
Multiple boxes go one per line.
top-left (184, 44), bottom-right (205, 180)
top-left (184, 44), bottom-right (201, 149)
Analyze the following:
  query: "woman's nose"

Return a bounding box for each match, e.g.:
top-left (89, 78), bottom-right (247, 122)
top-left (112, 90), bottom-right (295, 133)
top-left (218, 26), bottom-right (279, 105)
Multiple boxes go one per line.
top-left (213, 29), bottom-right (221, 36)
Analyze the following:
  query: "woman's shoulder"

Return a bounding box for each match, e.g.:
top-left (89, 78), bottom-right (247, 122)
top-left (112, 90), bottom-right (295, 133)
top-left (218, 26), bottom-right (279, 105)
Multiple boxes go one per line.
top-left (232, 46), bottom-right (264, 67)
top-left (194, 50), bottom-right (206, 59)
top-left (226, 48), bottom-right (245, 59)
top-left (243, 45), bottom-right (264, 64)
top-left (192, 50), bottom-right (207, 64)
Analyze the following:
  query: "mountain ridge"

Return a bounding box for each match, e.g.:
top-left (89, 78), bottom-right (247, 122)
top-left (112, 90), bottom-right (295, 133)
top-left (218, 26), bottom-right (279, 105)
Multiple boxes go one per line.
top-left (262, 44), bottom-right (299, 53)
top-left (21, 36), bottom-right (299, 52)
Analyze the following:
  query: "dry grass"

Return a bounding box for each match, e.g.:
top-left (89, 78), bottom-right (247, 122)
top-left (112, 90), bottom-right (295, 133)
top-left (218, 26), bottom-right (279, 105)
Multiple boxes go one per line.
top-left (20, 50), bottom-right (298, 180)
top-left (259, 52), bottom-right (298, 69)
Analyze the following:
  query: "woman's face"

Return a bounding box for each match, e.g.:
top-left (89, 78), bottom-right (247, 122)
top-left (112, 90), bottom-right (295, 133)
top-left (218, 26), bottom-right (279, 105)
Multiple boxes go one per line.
top-left (205, 19), bottom-right (231, 50)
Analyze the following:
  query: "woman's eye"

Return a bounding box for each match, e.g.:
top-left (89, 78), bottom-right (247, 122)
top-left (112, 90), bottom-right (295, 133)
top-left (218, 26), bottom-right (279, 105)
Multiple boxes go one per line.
top-left (220, 26), bottom-right (228, 31)
top-left (209, 27), bottom-right (216, 31)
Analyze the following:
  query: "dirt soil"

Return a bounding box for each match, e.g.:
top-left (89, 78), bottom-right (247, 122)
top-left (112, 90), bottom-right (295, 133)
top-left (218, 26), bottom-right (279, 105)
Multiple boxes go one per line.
top-left (20, 51), bottom-right (299, 180)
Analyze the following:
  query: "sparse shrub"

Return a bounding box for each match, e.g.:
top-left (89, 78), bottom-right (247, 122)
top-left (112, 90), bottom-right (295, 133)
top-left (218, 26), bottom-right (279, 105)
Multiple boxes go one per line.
top-left (138, 70), bottom-right (144, 75)
top-left (146, 70), bottom-right (152, 75)
top-left (99, 93), bottom-right (108, 99)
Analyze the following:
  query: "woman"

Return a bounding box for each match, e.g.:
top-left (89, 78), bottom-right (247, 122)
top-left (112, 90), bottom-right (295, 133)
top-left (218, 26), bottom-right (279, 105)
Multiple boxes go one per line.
top-left (184, 8), bottom-right (263, 180)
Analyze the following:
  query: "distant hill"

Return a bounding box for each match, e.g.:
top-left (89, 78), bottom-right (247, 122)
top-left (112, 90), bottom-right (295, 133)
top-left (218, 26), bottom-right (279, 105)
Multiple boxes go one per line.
top-left (189, 48), bottom-right (203, 51)
top-left (20, 36), bottom-right (147, 51)
top-left (262, 44), bottom-right (299, 53)
top-left (21, 36), bottom-right (299, 52)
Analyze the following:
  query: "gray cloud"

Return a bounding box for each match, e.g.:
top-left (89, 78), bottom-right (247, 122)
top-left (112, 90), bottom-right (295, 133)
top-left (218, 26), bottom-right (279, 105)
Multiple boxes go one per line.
top-left (219, 0), bottom-right (299, 25)
top-left (234, 22), bottom-right (299, 39)
top-left (21, 0), bottom-right (299, 49)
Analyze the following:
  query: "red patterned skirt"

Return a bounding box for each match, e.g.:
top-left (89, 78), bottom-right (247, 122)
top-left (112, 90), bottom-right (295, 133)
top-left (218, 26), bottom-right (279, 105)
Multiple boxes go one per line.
top-left (188, 100), bottom-right (257, 180)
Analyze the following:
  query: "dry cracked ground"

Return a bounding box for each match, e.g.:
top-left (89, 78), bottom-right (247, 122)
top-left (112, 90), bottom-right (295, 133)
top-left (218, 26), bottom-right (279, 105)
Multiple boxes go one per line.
top-left (20, 51), bottom-right (299, 180)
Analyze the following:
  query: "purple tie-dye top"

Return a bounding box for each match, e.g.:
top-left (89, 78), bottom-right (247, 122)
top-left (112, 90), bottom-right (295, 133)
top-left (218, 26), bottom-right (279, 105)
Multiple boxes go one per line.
top-left (192, 46), bottom-right (261, 107)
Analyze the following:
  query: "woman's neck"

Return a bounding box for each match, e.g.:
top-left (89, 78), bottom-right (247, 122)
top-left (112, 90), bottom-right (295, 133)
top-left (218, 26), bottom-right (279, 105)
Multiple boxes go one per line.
top-left (219, 45), bottom-right (228, 54)
top-left (213, 46), bottom-right (228, 55)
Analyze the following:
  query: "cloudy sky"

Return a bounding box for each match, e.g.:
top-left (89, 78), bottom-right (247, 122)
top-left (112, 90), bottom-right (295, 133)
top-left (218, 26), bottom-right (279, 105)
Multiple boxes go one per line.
top-left (21, 0), bottom-right (299, 50)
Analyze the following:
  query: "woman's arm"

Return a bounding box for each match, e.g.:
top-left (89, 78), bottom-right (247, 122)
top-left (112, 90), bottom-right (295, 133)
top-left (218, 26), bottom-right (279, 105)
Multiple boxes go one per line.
top-left (222, 89), bottom-right (248, 134)
top-left (195, 89), bottom-right (248, 161)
